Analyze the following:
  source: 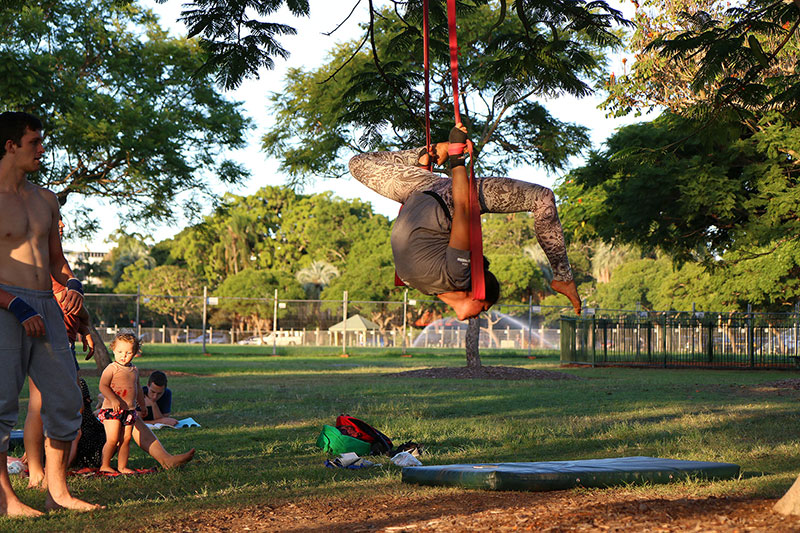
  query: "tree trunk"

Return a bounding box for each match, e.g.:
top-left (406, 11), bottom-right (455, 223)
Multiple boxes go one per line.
top-left (465, 317), bottom-right (481, 369)
top-left (775, 474), bottom-right (800, 515)
top-left (89, 323), bottom-right (111, 371)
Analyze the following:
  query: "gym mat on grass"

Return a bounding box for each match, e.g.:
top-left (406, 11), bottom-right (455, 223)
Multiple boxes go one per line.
top-left (402, 456), bottom-right (740, 491)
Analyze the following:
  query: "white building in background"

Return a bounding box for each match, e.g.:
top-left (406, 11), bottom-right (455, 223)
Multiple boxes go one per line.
top-left (63, 249), bottom-right (107, 287)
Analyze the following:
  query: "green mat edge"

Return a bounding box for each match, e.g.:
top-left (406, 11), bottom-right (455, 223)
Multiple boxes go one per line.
top-left (401, 457), bottom-right (741, 491)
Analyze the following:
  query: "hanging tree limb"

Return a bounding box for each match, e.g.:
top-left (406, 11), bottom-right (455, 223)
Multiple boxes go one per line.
top-left (319, 32), bottom-right (370, 84)
top-left (323, 0), bottom-right (362, 36)
top-left (367, 0), bottom-right (422, 128)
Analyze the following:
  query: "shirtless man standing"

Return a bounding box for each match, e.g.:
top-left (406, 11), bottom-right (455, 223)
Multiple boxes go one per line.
top-left (0, 111), bottom-right (101, 515)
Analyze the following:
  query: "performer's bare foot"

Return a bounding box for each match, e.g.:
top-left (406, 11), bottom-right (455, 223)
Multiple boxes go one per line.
top-left (98, 467), bottom-right (117, 475)
top-left (118, 467), bottom-right (136, 474)
top-left (45, 490), bottom-right (104, 512)
top-left (551, 279), bottom-right (581, 315)
top-left (161, 448), bottom-right (195, 470)
top-left (1, 497), bottom-right (43, 517)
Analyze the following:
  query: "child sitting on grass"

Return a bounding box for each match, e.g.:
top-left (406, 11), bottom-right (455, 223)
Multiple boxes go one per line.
top-left (97, 331), bottom-right (146, 474)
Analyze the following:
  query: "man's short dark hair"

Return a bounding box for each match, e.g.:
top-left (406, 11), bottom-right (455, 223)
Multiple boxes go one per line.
top-left (148, 370), bottom-right (168, 387)
top-left (0, 112), bottom-right (43, 159)
top-left (484, 269), bottom-right (500, 305)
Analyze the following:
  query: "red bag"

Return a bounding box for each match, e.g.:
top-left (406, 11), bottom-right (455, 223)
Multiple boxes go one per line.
top-left (335, 414), bottom-right (393, 455)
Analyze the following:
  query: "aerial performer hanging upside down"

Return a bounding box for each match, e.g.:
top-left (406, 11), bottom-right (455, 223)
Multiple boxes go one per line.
top-left (349, 124), bottom-right (582, 321)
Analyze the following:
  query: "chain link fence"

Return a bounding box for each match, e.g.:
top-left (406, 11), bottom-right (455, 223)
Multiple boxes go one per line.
top-left (84, 291), bottom-right (570, 351)
top-left (86, 290), bottom-right (800, 368)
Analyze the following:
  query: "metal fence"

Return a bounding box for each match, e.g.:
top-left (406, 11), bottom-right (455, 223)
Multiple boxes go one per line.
top-left (85, 289), bottom-right (800, 368)
top-left (561, 312), bottom-right (800, 369)
top-left (85, 291), bottom-right (568, 351)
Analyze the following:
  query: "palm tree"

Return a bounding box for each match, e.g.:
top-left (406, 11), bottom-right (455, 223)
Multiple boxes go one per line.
top-left (220, 211), bottom-right (258, 276)
top-left (297, 261), bottom-right (340, 328)
top-left (296, 260), bottom-right (340, 299)
top-left (523, 243), bottom-right (554, 285)
top-left (591, 241), bottom-right (634, 284)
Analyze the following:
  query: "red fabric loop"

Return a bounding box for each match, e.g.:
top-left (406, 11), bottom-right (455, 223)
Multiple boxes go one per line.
top-left (448, 142), bottom-right (466, 155)
top-left (447, 0), bottom-right (461, 123)
top-left (447, 0), bottom-right (485, 301)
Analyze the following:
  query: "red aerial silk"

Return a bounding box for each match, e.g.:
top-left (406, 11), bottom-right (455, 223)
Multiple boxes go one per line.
top-left (395, 0), bottom-right (486, 301)
top-left (447, 0), bottom-right (485, 300)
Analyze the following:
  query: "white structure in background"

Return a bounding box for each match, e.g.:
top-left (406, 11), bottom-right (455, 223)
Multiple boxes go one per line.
top-left (63, 248), bottom-right (107, 286)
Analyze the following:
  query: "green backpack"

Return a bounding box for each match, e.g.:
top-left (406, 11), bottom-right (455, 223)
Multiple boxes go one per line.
top-left (315, 424), bottom-right (372, 455)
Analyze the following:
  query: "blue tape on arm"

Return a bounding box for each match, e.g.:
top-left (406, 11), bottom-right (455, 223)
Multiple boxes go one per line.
top-left (66, 278), bottom-right (84, 295)
top-left (8, 297), bottom-right (40, 324)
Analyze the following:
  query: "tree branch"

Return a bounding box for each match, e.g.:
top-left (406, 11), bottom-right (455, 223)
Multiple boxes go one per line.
top-left (367, 0), bottom-right (421, 128)
top-left (323, 0), bottom-right (362, 36)
top-left (319, 32), bottom-right (369, 84)
top-left (485, 0), bottom-right (507, 39)
top-left (515, 0), bottom-right (533, 38)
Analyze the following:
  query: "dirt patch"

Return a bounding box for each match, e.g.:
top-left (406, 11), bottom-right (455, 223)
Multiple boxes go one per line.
top-left (761, 378), bottom-right (800, 390)
top-left (385, 365), bottom-right (581, 380)
top-left (155, 490), bottom-right (799, 532)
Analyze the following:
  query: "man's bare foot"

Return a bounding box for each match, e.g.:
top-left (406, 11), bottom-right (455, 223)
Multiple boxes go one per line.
top-left (98, 467), bottom-right (117, 474)
top-left (161, 448), bottom-right (195, 470)
top-left (0, 498), bottom-right (43, 517)
top-left (551, 279), bottom-right (581, 315)
top-left (118, 467), bottom-right (136, 474)
top-left (45, 490), bottom-right (104, 512)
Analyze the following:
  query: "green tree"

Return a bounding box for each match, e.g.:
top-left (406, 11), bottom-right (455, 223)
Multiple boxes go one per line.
top-left (167, 186), bottom-right (300, 284)
top-left (0, 0), bottom-right (250, 236)
top-left (523, 243), bottom-right (554, 285)
top-left (102, 230), bottom-right (155, 288)
top-left (591, 241), bottom-right (636, 285)
top-left (166, 186), bottom-right (394, 286)
top-left (483, 212), bottom-right (538, 256)
top-left (559, 0), bottom-right (800, 312)
top-left (155, 0), bottom-right (310, 89)
top-left (651, 261), bottom-right (737, 312)
top-left (214, 269), bottom-right (304, 334)
top-left (603, 0), bottom-right (800, 118)
top-left (320, 217), bottom-right (403, 331)
top-left (487, 254), bottom-right (545, 304)
top-left (557, 111), bottom-right (800, 310)
top-left (261, 0), bottom-right (630, 184)
top-left (118, 264), bottom-right (203, 330)
top-left (594, 257), bottom-right (670, 311)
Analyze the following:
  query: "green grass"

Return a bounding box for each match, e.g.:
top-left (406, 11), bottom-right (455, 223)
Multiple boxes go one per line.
top-left (4, 345), bottom-right (800, 531)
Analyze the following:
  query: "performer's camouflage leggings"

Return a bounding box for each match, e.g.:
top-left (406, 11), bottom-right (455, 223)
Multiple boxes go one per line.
top-left (349, 147), bottom-right (573, 282)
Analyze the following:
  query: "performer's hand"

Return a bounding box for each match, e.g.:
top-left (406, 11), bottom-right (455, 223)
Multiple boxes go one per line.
top-left (449, 123), bottom-right (470, 168)
top-left (419, 142), bottom-right (450, 167)
top-left (433, 142), bottom-right (450, 165)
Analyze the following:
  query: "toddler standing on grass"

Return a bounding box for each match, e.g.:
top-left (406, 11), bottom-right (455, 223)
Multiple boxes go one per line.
top-left (98, 332), bottom-right (146, 474)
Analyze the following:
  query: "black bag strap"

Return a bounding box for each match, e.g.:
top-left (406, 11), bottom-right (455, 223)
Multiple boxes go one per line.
top-left (422, 190), bottom-right (452, 221)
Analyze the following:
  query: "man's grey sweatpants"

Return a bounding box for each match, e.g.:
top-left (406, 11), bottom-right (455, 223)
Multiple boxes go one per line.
top-left (0, 284), bottom-right (81, 453)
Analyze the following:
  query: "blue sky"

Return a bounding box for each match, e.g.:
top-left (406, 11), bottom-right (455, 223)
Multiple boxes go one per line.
top-left (68, 0), bottom-right (648, 252)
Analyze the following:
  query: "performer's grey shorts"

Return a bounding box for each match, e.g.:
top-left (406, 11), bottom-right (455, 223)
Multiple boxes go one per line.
top-left (0, 284), bottom-right (81, 453)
